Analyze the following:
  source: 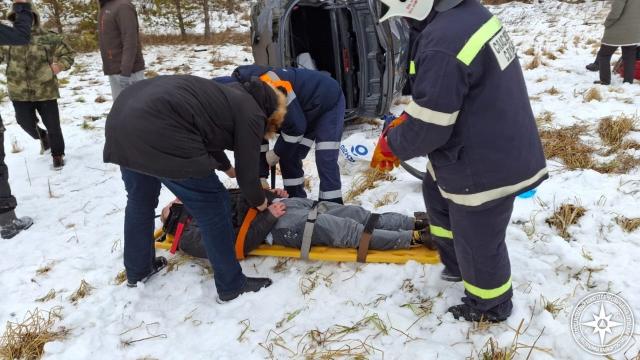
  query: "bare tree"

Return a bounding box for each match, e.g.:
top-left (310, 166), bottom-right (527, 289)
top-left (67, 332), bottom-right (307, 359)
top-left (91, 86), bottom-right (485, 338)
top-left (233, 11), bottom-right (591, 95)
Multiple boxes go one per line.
top-left (202, 0), bottom-right (211, 40)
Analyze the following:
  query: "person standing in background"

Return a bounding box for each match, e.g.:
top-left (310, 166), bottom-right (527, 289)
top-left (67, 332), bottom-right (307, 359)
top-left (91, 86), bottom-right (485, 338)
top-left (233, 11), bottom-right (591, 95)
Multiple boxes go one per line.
top-left (2, 6), bottom-right (75, 169)
top-left (0, 0), bottom-right (34, 239)
top-left (97, 0), bottom-right (145, 99)
top-left (593, 0), bottom-right (640, 84)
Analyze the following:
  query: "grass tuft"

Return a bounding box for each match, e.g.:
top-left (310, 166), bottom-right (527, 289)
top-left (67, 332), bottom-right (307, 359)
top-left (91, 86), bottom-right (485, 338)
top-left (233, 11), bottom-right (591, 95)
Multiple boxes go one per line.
top-left (0, 307), bottom-right (68, 360)
top-left (583, 87), bottom-right (602, 102)
top-left (525, 55), bottom-right (542, 70)
top-left (597, 114), bottom-right (637, 149)
top-left (616, 216), bottom-right (640, 233)
top-left (345, 169), bottom-right (395, 203)
top-left (69, 280), bottom-right (93, 304)
top-left (544, 86), bottom-right (560, 96)
top-left (535, 111), bottom-right (554, 126)
top-left (374, 192), bottom-right (398, 208)
top-left (35, 289), bottom-right (57, 303)
top-left (539, 125), bottom-right (595, 170)
top-left (545, 203), bottom-right (587, 240)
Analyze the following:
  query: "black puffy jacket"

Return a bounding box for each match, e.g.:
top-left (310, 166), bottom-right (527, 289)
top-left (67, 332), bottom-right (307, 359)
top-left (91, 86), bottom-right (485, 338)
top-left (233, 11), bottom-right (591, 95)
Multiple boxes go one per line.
top-left (103, 75), bottom-right (273, 207)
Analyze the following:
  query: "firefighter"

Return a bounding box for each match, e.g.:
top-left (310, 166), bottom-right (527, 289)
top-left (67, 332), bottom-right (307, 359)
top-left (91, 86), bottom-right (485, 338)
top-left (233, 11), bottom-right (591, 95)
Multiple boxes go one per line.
top-left (373, 0), bottom-right (548, 322)
top-left (217, 65), bottom-right (346, 204)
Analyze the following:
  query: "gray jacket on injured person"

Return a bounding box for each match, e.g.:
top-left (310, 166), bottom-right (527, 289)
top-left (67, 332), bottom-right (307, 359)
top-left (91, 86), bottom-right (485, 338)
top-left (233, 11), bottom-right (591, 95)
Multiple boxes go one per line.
top-left (179, 197), bottom-right (415, 259)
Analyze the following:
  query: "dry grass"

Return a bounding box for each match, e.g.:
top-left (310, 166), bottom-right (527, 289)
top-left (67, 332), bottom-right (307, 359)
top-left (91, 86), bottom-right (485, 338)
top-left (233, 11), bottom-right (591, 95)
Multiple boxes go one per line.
top-left (616, 216), bottom-right (640, 233)
top-left (541, 296), bottom-right (565, 318)
top-left (592, 153), bottom-right (640, 174)
top-left (471, 320), bottom-right (548, 360)
top-left (35, 290), bottom-right (57, 303)
top-left (539, 125), bottom-right (595, 169)
top-left (145, 70), bottom-right (159, 78)
top-left (141, 29), bottom-right (249, 47)
top-left (542, 49), bottom-right (557, 60)
top-left (0, 307), bottom-right (68, 360)
top-left (523, 47), bottom-right (535, 56)
top-left (597, 115), bottom-right (637, 149)
top-left (583, 87), bottom-right (602, 102)
top-left (35, 262), bottom-right (55, 276)
top-left (525, 55), bottom-right (542, 70)
top-left (535, 111), bottom-right (554, 126)
top-left (545, 203), bottom-right (587, 240)
top-left (113, 270), bottom-right (127, 285)
top-left (210, 49), bottom-right (237, 68)
top-left (69, 280), bottom-right (93, 304)
top-left (374, 192), bottom-right (398, 208)
top-left (544, 87), bottom-right (560, 96)
top-left (345, 169), bottom-right (396, 203)
top-left (94, 95), bottom-right (107, 104)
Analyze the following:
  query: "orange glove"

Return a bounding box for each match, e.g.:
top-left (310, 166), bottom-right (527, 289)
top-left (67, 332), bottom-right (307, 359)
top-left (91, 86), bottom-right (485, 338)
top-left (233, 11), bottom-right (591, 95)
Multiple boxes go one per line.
top-left (370, 114), bottom-right (408, 172)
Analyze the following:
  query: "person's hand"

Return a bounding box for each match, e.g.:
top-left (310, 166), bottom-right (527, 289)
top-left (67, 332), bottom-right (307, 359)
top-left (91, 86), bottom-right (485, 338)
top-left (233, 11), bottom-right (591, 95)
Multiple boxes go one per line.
top-left (265, 150), bottom-right (280, 167)
top-left (370, 113), bottom-right (407, 172)
top-left (224, 167), bottom-right (236, 178)
top-left (50, 63), bottom-right (62, 75)
top-left (119, 75), bottom-right (133, 89)
top-left (370, 135), bottom-right (400, 171)
top-left (268, 202), bottom-right (286, 218)
top-left (256, 199), bottom-right (268, 212)
top-left (269, 188), bottom-right (289, 198)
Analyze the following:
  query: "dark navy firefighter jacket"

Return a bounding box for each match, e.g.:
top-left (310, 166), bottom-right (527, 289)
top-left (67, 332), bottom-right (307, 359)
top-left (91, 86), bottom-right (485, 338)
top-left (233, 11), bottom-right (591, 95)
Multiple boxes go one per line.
top-left (387, 0), bottom-right (548, 207)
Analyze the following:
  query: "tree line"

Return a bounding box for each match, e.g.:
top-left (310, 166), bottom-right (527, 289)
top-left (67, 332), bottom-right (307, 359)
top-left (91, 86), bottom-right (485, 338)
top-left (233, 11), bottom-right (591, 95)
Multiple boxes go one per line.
top-left (0, 0), bottom-right (245, 50)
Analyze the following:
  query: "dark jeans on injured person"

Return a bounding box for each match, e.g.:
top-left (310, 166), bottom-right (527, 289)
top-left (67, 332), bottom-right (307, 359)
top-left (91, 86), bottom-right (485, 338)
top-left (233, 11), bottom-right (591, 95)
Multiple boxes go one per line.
top-left (180, 198), bottom-right (415, 258)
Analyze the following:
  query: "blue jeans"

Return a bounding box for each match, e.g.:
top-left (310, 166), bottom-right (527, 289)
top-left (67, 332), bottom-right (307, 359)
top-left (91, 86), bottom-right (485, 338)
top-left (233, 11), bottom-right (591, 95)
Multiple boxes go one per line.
top-left (121, 167), bottom-right (246, 296)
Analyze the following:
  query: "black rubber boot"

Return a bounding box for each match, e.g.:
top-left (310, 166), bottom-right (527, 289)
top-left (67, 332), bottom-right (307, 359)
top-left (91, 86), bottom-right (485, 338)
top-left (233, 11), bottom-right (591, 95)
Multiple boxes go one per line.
top-left (0, 214), bottom-right (34, 239)
top-left (217, 277), bottom-right (273, 303)
top-left (585, 62), bottom-right (599, 72)
top-left (440, 268), bottom-right (462, 282)
top-left (448, 303), bottom-right (510, 323)
top-left (127, 256), bottom-right (168, 287)
top-left (413, 211), bottom-right (429, 231)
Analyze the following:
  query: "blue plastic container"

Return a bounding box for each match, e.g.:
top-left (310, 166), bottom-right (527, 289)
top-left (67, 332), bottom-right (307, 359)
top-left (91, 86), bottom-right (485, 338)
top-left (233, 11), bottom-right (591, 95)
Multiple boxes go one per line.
top-left (517, 189), bottom-right (537, 199)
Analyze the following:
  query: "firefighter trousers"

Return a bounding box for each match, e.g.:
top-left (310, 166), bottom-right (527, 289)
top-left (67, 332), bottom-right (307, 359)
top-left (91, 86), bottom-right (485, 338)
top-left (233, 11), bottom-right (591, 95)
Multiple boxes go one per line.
top-left (423, 171), bottom-right (514, 316)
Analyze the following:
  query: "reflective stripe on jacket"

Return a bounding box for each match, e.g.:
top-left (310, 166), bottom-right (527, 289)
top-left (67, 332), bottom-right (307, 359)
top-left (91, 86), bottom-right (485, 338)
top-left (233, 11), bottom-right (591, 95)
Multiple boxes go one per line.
top-left (232, 65), bottom-right (343, 157)
top-left (388, 0), bottom-right (548, 207)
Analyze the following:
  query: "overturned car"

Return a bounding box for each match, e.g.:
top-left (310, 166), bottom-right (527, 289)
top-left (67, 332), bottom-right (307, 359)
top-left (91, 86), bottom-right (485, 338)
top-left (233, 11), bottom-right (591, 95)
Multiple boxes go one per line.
top-left (250, 0), bottom-right (410, 120)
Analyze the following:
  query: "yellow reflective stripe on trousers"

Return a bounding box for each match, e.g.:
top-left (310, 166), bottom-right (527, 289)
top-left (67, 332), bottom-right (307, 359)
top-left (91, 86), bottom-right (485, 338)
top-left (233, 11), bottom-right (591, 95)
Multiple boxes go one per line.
top-left (430, 224), bottom-right (453, 239)
top-left (457, 16), bottom-right (502, 66)
top-left (463, 276), bottom-right (512, 300)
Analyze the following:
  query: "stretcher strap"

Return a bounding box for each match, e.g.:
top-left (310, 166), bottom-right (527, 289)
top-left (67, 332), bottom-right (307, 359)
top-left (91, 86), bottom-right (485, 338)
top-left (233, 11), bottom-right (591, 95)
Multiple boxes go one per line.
top-left (236, 208), bottom-right (258, 260)
top-left (357, 213), bottom-right (380, 263)
top-left (300, 202), bottom-right (319, 260)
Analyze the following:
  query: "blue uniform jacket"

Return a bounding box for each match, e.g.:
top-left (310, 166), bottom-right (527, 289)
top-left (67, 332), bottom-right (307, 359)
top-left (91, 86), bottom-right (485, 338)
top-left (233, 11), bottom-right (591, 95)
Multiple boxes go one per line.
top-left (226, 65), bottom-right (342, 157)
top-left (387, 0), bottom-right (548, 207)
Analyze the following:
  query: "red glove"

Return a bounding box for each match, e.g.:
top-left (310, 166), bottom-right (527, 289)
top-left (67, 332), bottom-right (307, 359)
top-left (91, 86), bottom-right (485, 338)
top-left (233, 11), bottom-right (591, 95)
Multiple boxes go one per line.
top-left (370, 113), bottom-right (408, 172)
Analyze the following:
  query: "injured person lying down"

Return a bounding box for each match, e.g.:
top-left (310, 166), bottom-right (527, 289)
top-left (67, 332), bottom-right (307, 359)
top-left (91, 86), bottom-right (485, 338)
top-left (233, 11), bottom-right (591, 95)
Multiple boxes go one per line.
top-left (159, 189), bottom-right (435, 259)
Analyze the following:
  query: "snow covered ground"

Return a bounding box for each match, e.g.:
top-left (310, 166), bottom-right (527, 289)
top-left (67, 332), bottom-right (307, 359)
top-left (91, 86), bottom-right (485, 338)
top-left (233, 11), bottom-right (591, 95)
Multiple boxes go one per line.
top-left (1, 1), bottom-right (639, 359)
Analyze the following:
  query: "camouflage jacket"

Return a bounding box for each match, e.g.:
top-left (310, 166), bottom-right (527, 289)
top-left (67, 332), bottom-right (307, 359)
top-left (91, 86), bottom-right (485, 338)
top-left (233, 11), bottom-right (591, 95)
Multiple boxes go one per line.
top-left (0, 28), bottom-right (75, 102)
